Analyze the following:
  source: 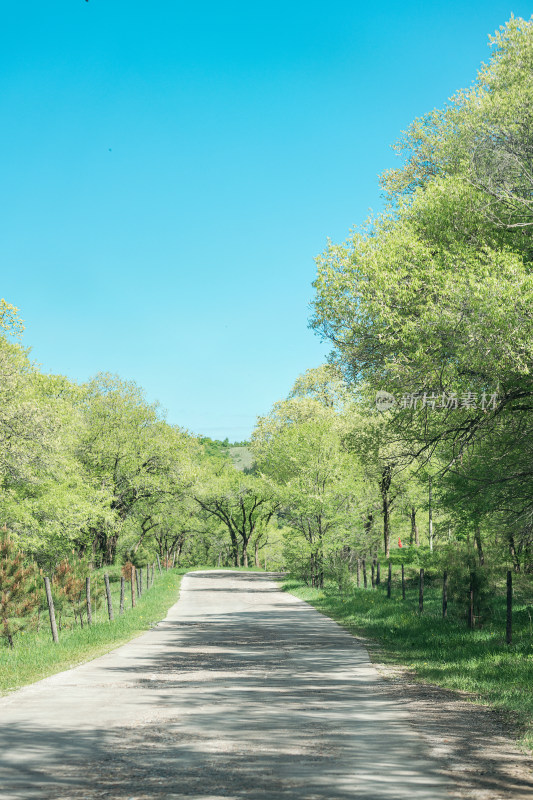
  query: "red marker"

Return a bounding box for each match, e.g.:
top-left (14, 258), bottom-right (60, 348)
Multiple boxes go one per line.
top-left (398, 538), bottom-right (402, 548)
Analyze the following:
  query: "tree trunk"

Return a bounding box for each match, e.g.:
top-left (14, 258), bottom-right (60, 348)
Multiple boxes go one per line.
top-left (410, 507), bottom-right (419, 546)
top-left (229, 532), bottom-right (239, 567)
top-left (364, 511), bottom-right (374, 544)
top-left (380, 466), bottom-right (392, 558)
top-left (474, 527), bottom-right (485, 566)
top-left (255, 539), bottom-right (260, 568)
top-left (508, 533), bottom-right (520, 572)
top-left (105, 534), bottom-right (119, 565)
top-left (428, 475), bottom-right (433, 552)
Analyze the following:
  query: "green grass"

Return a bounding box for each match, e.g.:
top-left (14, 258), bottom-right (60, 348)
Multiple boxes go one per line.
top-left (282, 572), bottom-right (533, 751)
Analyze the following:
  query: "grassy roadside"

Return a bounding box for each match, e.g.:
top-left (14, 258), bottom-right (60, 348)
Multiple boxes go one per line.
top-left (0, 566), bottom-right (187, 695)
top-left (282, 577), bottom-right (533, 751)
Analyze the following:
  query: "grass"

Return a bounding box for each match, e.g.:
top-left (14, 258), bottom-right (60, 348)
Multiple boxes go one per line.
top-left (282, 568), bottom-right (533, 752)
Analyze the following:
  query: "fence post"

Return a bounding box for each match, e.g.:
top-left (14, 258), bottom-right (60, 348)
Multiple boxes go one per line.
top-left (387, 561), bottom-right (392, 598)
top-left (506, 570), bottom-right (512, 645)
top-left (356, 558), bottom-right (361, 588)
top-left (419, 568), bottom-right (424, 613)
top-left (104, 573), bottom-right (114, 621)
top-left (362, 558), bottom-right (367, 589)
top-left (131, 565), bottom-right (136, 608)
top-left (401, 564), bottom-right (405, 600)
top-left (442, 570), bottom-right (448, 618)
top-left (156, 554), bottom-right (162, 575)
top-left (468, 572), bottom-right (475, 629)
top-left (376, 562), bottom-right (381, 586)
top-left (86, 575), bottom-right (92, 626)
top-left (119, 577), bottom-right (125, 615)
top-left (44, 577), bottom-right (59, 643)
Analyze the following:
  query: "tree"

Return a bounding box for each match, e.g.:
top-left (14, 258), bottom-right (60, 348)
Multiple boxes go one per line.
top-left (78, 374), bottom-right (201, 564)
top-left (195, 462), bottom-right (276, 567)
top-left (252, 394), bottom-right (359, 586)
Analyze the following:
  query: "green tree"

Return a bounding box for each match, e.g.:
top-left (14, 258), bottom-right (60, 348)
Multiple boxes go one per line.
top-left (310, 18), bottom-right (533, 567)
top-left (252, 394), bottom-right (359, 586)
top-left (195, 460), bottom-right (277, 567)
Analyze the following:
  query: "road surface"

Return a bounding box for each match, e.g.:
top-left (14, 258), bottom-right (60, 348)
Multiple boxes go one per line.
top-left (0, 570), bottom-right (450, 799)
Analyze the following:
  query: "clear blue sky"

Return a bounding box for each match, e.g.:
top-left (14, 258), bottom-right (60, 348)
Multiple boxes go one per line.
top-left (1, 2), bottom-right (529, 439)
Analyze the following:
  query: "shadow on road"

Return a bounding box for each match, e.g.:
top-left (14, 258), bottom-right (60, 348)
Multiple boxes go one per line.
top-left (0, 571), bottom-right (531, 800)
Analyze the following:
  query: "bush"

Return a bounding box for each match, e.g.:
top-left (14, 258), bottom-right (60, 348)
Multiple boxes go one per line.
top-left (0, 535), bottom-right (40, 647)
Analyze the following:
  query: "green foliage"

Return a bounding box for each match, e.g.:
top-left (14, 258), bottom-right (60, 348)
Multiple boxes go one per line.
top-left (195, 459), bottom-right (277, 568)
top-left (252, 385), bottom-right (362, 586)
top-left (309, 17), bottom-right (533, 567)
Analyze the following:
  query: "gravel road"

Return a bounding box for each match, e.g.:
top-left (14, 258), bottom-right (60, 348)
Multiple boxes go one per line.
top-left (0, 570), bottom-right (455, 799)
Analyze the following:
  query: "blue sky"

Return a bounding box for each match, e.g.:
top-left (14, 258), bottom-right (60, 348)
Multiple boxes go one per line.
top-left (1, 1), bottom-right (530, 439)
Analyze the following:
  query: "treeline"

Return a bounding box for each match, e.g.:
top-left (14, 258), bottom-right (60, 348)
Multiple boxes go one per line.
top-left (0, 306), bottom-right (276, 574)
top-left (248, 18), bottom-right (533, 588)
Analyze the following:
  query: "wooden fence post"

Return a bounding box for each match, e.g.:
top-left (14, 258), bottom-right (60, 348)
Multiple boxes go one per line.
top-left (442, 570), bottom-right (448, 618)
top-left (104, 573), bottom-right (114, 621)
top-left (44, 577), bottom-right (59, 643)
top-left (119, 577), bottom-right (125, 615)
top-left (506, 570), bottom-right (512, 645)
top-left (376, 562), bottom-right (381, 586)
top-left (86, 576), bottom-right (92, 626)
top-left (468, 572), bottom-right (475, 629)
top-left (419, 568), bottom-right (424, 613)
top-left (401, 564), bottom-right (405, 600)
top-left (362, 559), bottom-right (367, 589)
top-left (156, 554), bottom-right (162, 575)
top-left (131, 565), bottom-right (136, 608)
top-left (387, 562), bottom-right (392, 598)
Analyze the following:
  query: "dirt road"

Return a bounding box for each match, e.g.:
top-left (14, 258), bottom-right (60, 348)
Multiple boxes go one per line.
top-left (0, 570), bottom-right (491, 798)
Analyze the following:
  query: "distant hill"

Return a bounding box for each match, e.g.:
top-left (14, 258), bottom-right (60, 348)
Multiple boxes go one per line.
top-left (229, 446), bottom-right (254, 472)
top-left (200, 437), bottom-right (252, 469)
